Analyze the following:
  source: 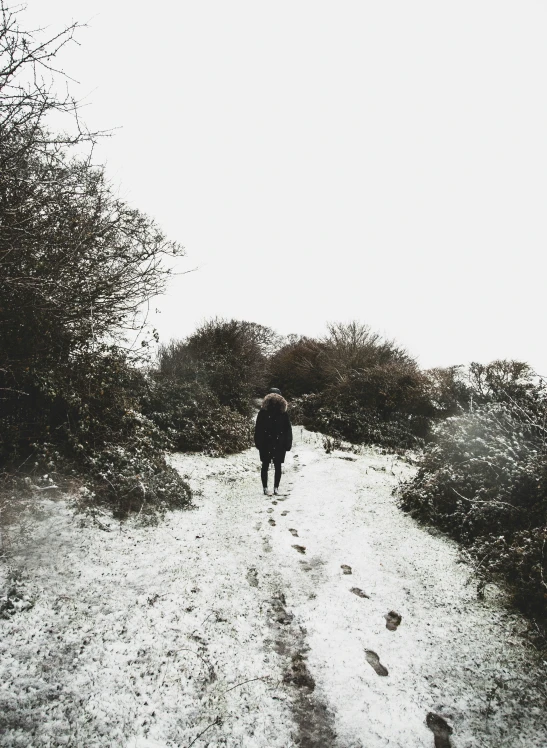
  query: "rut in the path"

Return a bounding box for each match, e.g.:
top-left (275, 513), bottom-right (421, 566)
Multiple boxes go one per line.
top-left (266, 591), bottom-right (338, 747)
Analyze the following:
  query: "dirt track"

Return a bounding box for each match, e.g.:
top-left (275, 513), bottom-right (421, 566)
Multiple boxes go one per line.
top-left (1, 428), bottom-right (546, 747)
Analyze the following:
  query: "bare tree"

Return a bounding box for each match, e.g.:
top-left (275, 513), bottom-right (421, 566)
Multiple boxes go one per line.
top-left (320, 321), bottom-right (413, 386)
top-left (0, 3), bottom-right (185, 462)
top-left (0, 0), bottom-right (99, 161)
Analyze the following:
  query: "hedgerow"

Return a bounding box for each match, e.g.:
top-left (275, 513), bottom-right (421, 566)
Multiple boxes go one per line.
top-left (142, 319), bottom-right (279, 455)
top-left (1, 348), bottom-right (192, 517)
top-left (0, 6), bottom-right (192, 516)
top-left (277, 323), bottom-right (433, 449)
top-left (290, 391), bottom-right (428, 450)
top-left (142, 377), bottom-right (253, 456)
top-left (398, 398), bottom-right (547, 621)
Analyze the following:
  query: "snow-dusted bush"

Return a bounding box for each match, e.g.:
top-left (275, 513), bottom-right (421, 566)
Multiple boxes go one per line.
top-left (5, 349), bottom-right (193, 517)
top-left (399, 399), bottom-right (547, 618)
top-left (0, 6), bottom-right (191, 517)
top-left (291, 391), bottom-right (428, 450)
top-left (288, 359), bottom-right (432, 450)
top-left (143, 318), bottom-right (273, 455)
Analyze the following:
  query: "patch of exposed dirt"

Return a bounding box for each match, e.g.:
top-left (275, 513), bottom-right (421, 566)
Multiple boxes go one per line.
top-left (266, 592), bottom-right (338, 747)
top-left (426, 712), bottom-right (453, 748)
top-left (385, 610), bottom-right (402, 631)
top-left (350, 587), bottom-right (369, 599)
top-left (246, 567), bottom-right (259, 587)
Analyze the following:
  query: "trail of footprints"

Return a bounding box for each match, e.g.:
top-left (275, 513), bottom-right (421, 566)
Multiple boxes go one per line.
top-left (260, 460), bottom-right (453, 747)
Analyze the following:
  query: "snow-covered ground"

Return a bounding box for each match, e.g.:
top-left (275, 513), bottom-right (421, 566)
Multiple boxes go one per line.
top-left (1, 428), bottom-right (546, 748)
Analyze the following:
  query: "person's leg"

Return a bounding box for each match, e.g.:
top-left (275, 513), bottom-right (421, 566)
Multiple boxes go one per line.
top-left (274, 460), bottom-right (282, 489)
top-left (261, 460), bottom-right (269, 488)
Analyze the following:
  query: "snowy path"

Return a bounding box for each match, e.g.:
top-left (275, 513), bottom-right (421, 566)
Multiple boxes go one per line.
top-left (1, 429), bottom-right (546, 748)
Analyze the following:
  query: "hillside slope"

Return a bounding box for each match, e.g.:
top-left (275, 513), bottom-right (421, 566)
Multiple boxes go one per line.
top-left (1, 429), bottom-right (545, 747)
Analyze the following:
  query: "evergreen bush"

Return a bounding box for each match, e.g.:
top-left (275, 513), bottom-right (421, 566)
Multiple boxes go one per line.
top-left (142, 377), bottom-right (253, 456)
top-left (399, 377), bottom-right (547, 620)
top-left (277, 323), bottom-right (432, 449)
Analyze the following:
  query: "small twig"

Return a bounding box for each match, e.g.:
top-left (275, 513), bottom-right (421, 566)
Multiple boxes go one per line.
top-left (155, 660), bottom-right (170, 693)
top-left (221, 676), bottom-right (268, 694)
top-left (539, 538), bottom-right (547, 593)
top-left (200, 610), bottom-right (214, 626)
top-left (16, 453), bottom-right (35, 471)
top-left (93, 516), bottom-right (112, 532)
top-left (167, 647), bottom-right (213, 677)
top-left (185, 716), bottom-right (222, 748)
top-left (451, 487), bottom-right (516, 511)
top-left (191, 610), bottom-right (214, 634)
top-left (474, 552), bottom-right (492, 575)
top-left (0, 387), bottom-right (29, 396)
top-left (135, 496), bottom-right (146, 519)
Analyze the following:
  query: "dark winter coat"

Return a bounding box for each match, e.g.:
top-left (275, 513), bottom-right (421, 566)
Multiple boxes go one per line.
top-left (254, 393), bottom-right (293, 463)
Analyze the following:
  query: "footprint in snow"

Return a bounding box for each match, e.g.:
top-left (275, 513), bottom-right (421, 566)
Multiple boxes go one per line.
top-left (385, 611), bottom-right (402, 631)
top-left (350, 587), bottom-right (370, 599)
top-left (281, 510), bottom-right (289, 516)
top-left (267, 508), bottom-right (274, 513)
top-left (426, 713), bottom-right (453, 748)
top-left (364, 650), bottom-right (388, 677)
top-left (272, 500), bottom-right (278, 505)
top-left (269, 518), bottom-right (276, 526)
top-left (292, 545), bottom-right (306, 554)
top-left (340, 564), bottom-right (352, 575)
top-left (289, 528), bottom-right (298, 537)
top-left (246, 568), bottom-right (258, 587)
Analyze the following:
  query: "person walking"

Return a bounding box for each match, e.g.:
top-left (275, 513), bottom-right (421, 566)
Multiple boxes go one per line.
top-left (254, 388), bottom-right (293, 496)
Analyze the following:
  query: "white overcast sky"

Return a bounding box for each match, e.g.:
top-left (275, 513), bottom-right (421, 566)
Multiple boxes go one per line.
top-left (24, 0), bottom-right (547, 373)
